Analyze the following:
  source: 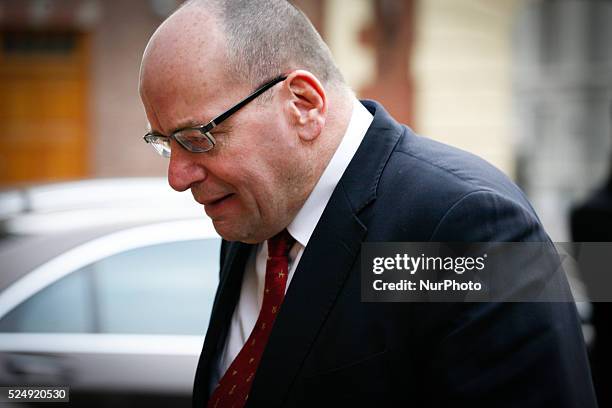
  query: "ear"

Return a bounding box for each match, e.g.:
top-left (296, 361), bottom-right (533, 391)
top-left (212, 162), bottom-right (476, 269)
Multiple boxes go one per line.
top-left (283, 70), bottom-right (327, 142)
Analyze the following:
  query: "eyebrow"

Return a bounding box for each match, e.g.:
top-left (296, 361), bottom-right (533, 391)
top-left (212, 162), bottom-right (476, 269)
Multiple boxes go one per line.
top-left (174, 116), bottom-right (235, 135)
top-left (147, 119), bottom-right (204, 137)
top-left (148, 105), bottom-right (236, 136)
top-left (170, 119), bottom-right (202, 135)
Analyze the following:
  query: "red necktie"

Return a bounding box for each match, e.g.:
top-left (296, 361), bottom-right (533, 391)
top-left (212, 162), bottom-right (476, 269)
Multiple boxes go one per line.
top-left (208, 230), bottom-right (295, 408)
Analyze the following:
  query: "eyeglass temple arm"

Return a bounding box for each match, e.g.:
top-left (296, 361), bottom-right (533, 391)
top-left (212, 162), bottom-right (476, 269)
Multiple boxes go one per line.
top-left (209, 75), bottom-right (287, 128)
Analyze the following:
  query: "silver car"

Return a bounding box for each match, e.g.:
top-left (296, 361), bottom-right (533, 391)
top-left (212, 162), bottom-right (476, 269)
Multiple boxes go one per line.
top-left (0, 179), bottom-right (220, 407)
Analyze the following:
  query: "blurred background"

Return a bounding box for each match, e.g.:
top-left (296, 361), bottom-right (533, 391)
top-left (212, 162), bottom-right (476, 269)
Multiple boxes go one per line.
top-left (0, 0), bottom-right (611, 406)
top-left (2, 0), bottom-right (611, 240)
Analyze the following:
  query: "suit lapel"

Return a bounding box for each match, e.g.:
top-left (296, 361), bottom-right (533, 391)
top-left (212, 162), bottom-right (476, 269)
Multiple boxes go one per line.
top-left (248, 100), bottom-right (404, 405)
top-left (193, 240), bottom-right (254, 405)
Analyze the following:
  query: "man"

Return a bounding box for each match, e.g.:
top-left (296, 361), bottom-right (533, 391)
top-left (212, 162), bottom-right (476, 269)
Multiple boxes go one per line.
top-left (139, 1), bottom-right (597, 406)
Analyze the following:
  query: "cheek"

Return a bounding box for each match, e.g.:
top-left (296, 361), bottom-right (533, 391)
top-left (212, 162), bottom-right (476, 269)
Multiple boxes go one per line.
top-left (238, 162), bottom-right (292, 212)
top-left (220, 118), bottom-right (300, 207)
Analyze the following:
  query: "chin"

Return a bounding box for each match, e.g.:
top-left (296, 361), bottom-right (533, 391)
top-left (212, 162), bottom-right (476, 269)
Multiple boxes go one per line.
top-left (212, 221), bottom-right (256, 243)
top-left (212, 215), bottom-right (282, 244)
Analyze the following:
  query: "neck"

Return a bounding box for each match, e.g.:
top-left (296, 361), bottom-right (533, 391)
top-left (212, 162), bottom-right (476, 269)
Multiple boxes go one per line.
top-left (288, 88), bottom-right (354, 227)
top-left (318, 88), bottom-right (354, 161)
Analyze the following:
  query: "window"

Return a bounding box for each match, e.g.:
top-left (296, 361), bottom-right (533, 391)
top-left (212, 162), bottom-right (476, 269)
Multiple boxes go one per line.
top-left (0, 238), bottom-right (220, 335)
top-left (0, 267), bottom-right (93, 333)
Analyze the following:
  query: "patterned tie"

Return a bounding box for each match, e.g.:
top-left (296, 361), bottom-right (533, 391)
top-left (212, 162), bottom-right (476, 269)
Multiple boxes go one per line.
top-left (208, 230), bottom-right (295, 408)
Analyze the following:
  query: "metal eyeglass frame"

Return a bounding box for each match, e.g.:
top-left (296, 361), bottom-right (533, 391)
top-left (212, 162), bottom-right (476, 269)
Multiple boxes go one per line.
top-left (143, 74), bottom-right (288, 158)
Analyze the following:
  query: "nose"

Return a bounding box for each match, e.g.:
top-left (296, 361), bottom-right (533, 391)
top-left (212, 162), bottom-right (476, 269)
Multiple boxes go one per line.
top-left (167, 141), bottom-right (207, 191)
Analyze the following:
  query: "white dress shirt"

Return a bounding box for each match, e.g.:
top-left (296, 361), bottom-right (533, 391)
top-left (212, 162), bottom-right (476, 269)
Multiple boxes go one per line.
top-left (210, 99), bottom-right (373, 391)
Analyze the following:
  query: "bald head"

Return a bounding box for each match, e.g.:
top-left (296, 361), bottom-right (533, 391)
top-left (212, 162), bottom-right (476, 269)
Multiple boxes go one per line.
top-left (142, 0), bottom-right (345, 92)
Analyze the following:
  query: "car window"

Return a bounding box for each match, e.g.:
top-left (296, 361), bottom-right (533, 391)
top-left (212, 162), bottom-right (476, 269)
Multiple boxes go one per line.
top-left (0, 238), bottom-right (220, 335)
top-left (93, 238), bottom-right (219, 335)
top-left (0, 267), bottom-right (94, 333)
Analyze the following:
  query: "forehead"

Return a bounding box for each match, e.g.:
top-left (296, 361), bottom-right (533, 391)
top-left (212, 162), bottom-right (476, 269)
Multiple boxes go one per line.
top-left (139, 9), bottom-right (238, 133)
top-left (141, 22), bottom-right (227, 96)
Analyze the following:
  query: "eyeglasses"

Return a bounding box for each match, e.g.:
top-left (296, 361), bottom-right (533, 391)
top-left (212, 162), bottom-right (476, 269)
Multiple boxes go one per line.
top-left (143, 75), bottom-right (287, 158)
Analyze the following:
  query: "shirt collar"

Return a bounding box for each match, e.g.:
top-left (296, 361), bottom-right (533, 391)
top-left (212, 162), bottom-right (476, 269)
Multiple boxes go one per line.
top-left (287, 99), bottom-right (373, 247)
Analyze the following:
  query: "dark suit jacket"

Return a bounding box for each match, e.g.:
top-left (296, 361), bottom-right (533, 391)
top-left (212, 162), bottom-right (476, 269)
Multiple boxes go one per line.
top-left (193, 100), bottom-right (597, 407)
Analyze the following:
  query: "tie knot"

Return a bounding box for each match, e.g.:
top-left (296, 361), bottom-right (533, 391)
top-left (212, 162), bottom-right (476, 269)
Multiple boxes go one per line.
top-left (267, 229), bottom-right (295, 258)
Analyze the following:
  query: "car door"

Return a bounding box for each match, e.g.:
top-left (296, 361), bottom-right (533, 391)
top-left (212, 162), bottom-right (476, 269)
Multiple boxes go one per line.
top-left (0, 229), bottom-right (220, 408)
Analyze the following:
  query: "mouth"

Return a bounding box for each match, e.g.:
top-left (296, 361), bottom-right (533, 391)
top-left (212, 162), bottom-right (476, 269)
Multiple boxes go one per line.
top-left (200, 193), bottom-right (234, 207)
